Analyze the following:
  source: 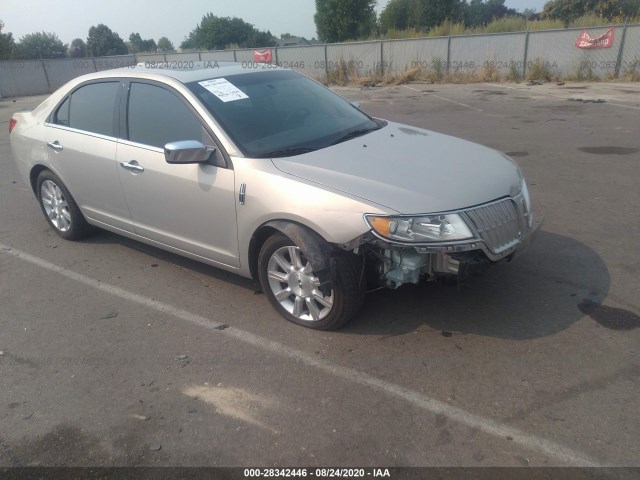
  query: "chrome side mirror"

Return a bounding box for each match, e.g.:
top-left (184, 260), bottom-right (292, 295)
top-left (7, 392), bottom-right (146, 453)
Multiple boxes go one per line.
top-left (164, 140), bottom-right (216, 164)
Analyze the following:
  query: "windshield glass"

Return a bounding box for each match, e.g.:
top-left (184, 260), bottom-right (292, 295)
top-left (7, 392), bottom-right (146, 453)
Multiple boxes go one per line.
top-left (187, 70), bottom-right (380, 158)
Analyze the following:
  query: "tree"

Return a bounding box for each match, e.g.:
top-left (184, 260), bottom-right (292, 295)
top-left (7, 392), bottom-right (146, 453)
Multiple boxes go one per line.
top-left (380, 0), bottom-right (411, 32)
top-left (128, 32), bottom-right (156, 53)
top-left (181, 14), bottom-right (274, 50)
top-left (314, 0), bottom-right (377, 42)
top-left (157, 37), bottom-right (174, 51)
top-left (86, 24), bottom-right (128, 57)
top-left (280, 33), bottom-right (297, 39)
top-left (541, 0), bottom-right (639, 25)
top-left (0, 20), bottom-right (15, 60)
top-left (464, 0), bottom-right (518, 28)
top-left (68, 38), bottom-right (86, 58)
top-left (408, 0), bottom-right (465, 30)
top-left (14, 32), bottom-right (67, 59)
top-left (379, 0), bottom-right (468, 33)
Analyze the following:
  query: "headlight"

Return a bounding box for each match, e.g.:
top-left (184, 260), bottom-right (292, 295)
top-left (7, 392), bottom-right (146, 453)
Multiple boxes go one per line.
top-left (365, 213), bottom-right (474, 243)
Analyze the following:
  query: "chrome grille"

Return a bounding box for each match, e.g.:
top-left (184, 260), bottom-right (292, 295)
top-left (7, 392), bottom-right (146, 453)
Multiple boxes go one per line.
top-left (463, 198), bottom-right (522, 254)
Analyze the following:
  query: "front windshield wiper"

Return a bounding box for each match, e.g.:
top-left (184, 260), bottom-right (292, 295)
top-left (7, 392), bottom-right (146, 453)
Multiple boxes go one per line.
top-left (255, 147), bottom-right (318, 158)
top-left (330, 125), bottom-right (382, 146)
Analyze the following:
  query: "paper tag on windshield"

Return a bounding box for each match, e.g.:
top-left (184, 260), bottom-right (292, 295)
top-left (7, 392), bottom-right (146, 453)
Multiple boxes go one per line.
top-left (198, 78), bottom-right (248, 102)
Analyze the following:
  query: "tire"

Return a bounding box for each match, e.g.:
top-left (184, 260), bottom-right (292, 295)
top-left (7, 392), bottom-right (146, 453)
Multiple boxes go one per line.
top-left (36, 170), bottom-right (92, 240)
top-left (258, 232), bottom-right (364, 330)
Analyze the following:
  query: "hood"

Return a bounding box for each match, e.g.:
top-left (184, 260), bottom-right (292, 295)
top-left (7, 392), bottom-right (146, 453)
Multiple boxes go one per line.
top-left (271, 122), bottom-right (522, 214)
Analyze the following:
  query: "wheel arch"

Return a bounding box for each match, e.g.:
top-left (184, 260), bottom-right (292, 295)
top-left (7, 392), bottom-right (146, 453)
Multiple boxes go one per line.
top-left (248, 220), bottom-right (338, 294)
top-left (29, 164), bottom-right (51, 195)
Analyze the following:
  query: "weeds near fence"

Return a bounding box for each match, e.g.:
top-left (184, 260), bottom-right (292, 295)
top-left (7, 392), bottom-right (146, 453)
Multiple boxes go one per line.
top-left (623, 60), bottom-right (640, 81)
top-left (381, 14), bottom-right (639, 39)
top-left (526, 58), bottom-right (553, 82)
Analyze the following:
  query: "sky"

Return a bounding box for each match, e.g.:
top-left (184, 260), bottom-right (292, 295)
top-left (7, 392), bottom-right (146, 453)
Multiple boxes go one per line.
top-left (1, 0), bottom-right (550, 47)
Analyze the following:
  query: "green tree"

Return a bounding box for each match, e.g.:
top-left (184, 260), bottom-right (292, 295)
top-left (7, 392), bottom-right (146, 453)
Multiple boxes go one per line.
top-left (314, 0), bottom-right (377, 42)
top-left (68, 38), bottom-right (86, 58)
top-left (408, 0), bottom-right (465, 30)
top-left (380, 0), bottom-right (411, 32)
top-left (14, 32), bottom-right (67, 59)
top-left (86, 24), bottom-right (128, 57)
top-left (464, 0), bottom-right (518, 27)
top-left (0, 20), bottom-right (15, 60)
top-left (379, 0), bottom-right (467, 32)
top-left (541, 0), bottom-right (638, 25)
top-left (157, 37), bottom-right (174, 51)
top-left (181, 14), bottom-right (274, 50)
top-left (128, 32), bottom-right (156, 53)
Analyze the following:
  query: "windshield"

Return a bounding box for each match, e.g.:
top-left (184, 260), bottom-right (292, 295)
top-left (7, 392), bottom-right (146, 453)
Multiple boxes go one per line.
top-left (187, 70), bottom-right (381, 158)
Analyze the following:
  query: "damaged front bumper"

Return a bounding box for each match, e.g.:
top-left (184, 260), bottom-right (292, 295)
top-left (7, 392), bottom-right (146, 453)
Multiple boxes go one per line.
top-left (357, 215), bottom-right (543, 289)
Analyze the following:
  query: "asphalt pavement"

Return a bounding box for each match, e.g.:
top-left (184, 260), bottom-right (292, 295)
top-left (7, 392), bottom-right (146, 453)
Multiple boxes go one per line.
top-left (0, 81), bottom-right (639, 470)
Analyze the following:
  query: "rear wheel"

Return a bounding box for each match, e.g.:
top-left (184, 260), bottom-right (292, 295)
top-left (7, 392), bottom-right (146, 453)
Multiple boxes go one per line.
top-left (258, 233), bottom-right (364, 330)
top-left (36, 170), bottom-right (92, 240)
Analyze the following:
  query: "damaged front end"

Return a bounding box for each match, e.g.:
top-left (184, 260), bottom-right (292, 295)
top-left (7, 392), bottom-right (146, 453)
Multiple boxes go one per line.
top-left (349, 193), bottom-right (542, 289)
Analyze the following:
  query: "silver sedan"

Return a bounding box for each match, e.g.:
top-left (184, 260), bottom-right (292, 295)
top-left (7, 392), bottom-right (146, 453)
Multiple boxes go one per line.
top-left (9, 63), bottom-right (540, 330)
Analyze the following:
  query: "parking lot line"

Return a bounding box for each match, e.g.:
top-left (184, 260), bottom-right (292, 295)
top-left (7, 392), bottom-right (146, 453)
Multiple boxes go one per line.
top-left (403, 85), bottom-right (483, 112)
top-left (0, 243), bottom-right (604, 467)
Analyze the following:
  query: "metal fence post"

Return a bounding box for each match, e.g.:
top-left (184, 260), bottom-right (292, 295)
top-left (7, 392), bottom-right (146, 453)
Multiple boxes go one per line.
top-left (41, 59), bottom-right (51, 93)
top-left (324, 44), bottom-right (329, 82)
top-left (92, 57), bottom-right (97, 72)
top-left (198, 51), bottom-right (202, 61)
top-left (522, 31), bottom-right (530, 79)
top-left (233, 50), bottom-right (237, 62)
top-left (380, 41), bottom-right (384, 77)
top-left (446, 35), bottom-right (451, 73)
top-left (614, 20), bottom-right (628, 78)
top-left (274, 47), bottom-right (279, 66)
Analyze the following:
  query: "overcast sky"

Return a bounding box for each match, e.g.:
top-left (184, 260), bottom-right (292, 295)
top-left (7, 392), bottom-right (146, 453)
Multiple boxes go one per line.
top-left (2, 0), bottom-right (549, 46)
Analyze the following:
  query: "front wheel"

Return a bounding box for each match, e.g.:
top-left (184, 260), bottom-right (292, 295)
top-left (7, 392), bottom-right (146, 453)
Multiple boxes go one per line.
top-left (258, 233), bottom-right (364, 330)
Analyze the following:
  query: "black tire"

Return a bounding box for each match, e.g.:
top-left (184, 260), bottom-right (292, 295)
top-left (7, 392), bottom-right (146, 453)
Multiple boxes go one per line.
top-left (36, 170), bottom-right (92, 241)
top-left (258, 232), bottom-right (364, 330)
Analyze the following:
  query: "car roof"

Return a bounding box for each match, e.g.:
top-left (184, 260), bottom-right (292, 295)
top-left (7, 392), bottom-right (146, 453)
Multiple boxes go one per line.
top-left (108, 61), bottom-right (286, 84)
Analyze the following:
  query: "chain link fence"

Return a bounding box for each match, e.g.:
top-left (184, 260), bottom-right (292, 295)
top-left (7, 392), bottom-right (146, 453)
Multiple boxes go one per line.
top-left (1, 23), bottom-right (638, 98)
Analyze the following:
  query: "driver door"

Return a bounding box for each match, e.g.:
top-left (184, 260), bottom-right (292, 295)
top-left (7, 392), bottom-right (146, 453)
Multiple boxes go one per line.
top-left (116, 81), bottom-right (239, 268)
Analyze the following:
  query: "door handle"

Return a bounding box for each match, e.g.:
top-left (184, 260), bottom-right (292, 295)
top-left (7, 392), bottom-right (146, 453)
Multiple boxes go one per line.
top-left (47, 141), bottom-right (63, 152)
top-left (120, 161), bottom-right (144, 173)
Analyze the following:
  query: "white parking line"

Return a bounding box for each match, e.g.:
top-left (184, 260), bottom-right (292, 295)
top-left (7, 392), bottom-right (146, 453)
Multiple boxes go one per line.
top-left (1, 244), bottom-right (604, 467)
top-left (403, 85), bottom-right (483, 112)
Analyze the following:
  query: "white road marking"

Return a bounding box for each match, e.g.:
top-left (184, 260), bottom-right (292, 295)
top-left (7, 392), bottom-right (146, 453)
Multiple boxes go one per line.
top-left (0, 244), bottom-right (604, 467)
top-left (403, 85), bottom-right (483, 111)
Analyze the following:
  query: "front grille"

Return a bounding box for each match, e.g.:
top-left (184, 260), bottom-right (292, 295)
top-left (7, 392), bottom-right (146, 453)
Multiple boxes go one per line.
top-left (463, 198), bottom-right (522, 254)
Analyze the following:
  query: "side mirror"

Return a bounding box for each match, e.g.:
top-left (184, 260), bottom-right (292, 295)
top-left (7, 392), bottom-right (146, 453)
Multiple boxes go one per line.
top-left (164, 140), bottom-right (216, 164)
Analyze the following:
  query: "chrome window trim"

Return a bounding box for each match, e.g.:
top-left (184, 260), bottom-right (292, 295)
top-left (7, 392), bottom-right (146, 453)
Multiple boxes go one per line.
top-left (116, 138), bottom-right (164, 154)
top-left (44, 122), bottom-right (118, 143)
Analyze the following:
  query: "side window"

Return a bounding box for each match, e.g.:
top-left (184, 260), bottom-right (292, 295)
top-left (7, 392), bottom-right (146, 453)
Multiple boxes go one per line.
top-left (127, 83), bottom-right (206, 149)
top-left (53, 97), bottom-right (70, 126)
top-left (68, 82), bottom-right (120, 136)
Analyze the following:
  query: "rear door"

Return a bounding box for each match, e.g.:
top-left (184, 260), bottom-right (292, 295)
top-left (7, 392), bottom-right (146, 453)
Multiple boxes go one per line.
top-left (45, 80), bottom-right (134, 233)
top-left (116, 80), bottom-right (239, 268)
